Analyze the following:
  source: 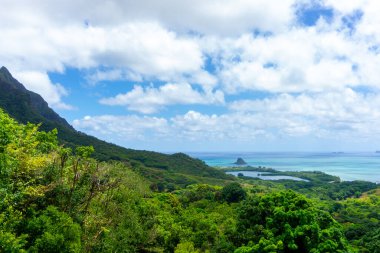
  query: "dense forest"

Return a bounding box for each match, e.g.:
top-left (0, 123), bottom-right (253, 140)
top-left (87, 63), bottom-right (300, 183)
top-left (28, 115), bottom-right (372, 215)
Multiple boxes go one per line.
top-left (0, 109), bottom-right (379, 252)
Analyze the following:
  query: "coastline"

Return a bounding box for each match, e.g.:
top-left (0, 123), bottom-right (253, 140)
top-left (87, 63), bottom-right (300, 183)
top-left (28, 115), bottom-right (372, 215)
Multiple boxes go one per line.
top-left (218, 166), bottom-right (340, 183)
top-left (189, 152), bottom-right (380, 183)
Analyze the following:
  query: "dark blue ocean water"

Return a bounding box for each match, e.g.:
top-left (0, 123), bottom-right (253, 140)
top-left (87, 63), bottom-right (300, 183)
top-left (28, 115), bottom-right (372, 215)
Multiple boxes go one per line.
top-left (187, 152), bottom-right (380, 183)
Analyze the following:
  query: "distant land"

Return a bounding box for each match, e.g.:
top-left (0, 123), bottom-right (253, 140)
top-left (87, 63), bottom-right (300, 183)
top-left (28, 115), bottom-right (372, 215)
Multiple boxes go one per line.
top-left (233, 157), bottom-right (247, 165)
top-left (190, 151), bottom-right (380, 183)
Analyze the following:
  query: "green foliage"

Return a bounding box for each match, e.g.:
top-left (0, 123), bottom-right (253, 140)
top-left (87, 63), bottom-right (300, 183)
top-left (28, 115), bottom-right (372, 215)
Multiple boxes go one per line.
top-left (236, 170), bottom-right (377, 201)
top-left (282, 180), bottom-right (378, 200)
top-left (26, 206), bottom-right (81, 252)
top-left (0, 108), bottom-right (377, 252)
top-left (177, 184), bottom-right (222, 204)
top-left (237, 190), bottom-right (349, 252)
top-left (148, 190), bottom-right (239, 252)
top-left (0, 109), bottom-right (59, 252)
top-left (0, 230), bottom-right (27, 253)
top-left (221, 182), bottom-right (247, 203)
top-left (175, 241), bottom-right (200, 253)
top-left (75, 146), bottom-right (94, 158)
top-left (0, 109), bottom-right (152, 252)
top-left (332, 189), bottom-right (380, 252)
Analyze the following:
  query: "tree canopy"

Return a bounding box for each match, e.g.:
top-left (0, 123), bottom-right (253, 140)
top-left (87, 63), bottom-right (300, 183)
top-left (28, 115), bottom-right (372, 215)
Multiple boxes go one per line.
top-left (0, 109), bottom-right (378, 252)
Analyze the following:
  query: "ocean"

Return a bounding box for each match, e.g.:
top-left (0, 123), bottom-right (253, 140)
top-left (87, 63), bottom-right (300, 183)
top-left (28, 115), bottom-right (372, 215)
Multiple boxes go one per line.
top-left (187, 152), bottom-right (380, 183)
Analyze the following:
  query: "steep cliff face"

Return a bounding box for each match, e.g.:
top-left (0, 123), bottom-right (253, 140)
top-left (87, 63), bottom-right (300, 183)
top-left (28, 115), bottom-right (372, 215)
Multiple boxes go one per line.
top-left (0, 66), bottom-right (73, 129)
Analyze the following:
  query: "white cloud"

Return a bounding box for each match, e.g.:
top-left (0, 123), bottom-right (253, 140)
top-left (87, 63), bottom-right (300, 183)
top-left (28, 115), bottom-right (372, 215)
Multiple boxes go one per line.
top-left (2, 0), bottom-right (379, 94)
top-left (323, 0), bottom-right (367, 14)
top-left (171, 110), bottom-right (271, 140)
top-left (0, 21), bottom-right (204, 78)
top-left (229, 88), bottom-right (380, 137)
top-left (3, 0), bottom-right (380, 149)
top-left (0, 4), bottom-right (205, 109)
top-left (85, 69), bottom-right (143, 84)
top-left (72, 114), bottom-right (169, 141)
top-left (74, 88), bottom-right (380, 149)
top-left (207, 26), bottom-right (378, 93)
top-left (2, 0), bottom-right (297, 35)
top-left (72, 110), bottom-right (274, 148)
top-left (85, 69), bottom-right (123, 84)
top-left (93, 23), bottom-right (204, 80)
top-left (14, 71), bottom-right (73, 110)
top-left (99, 83), bottom-right (224, 114)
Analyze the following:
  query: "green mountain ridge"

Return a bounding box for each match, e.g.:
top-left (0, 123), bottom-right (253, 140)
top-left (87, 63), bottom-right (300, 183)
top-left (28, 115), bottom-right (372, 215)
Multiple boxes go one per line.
top-left (0, 66), bottom-right (231, 185)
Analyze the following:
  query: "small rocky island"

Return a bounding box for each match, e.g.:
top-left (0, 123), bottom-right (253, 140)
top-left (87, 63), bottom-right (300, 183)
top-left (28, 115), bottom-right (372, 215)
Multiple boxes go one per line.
top-left (234, 157), bottom-right (247, 165)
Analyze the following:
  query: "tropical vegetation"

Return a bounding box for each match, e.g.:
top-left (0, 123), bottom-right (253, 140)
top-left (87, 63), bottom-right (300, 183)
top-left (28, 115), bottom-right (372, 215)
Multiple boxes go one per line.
top-left (1, 109), bottom-right (379, 252)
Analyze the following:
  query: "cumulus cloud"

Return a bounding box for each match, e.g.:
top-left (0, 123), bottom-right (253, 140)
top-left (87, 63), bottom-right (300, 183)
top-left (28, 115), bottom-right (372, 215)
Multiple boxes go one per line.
top-left (73, 86), bottom-right (380, 150)
top-left (14, 71), bottom-right (73, 110)
top-left (324, 0), bottom-right (366, 14)
top-left (229, 88), bottom-right (380, 138)
top-left (72, 111), bottom-right (273, 147)
top-left (1, 3), bottom-right (205, 109)
top-left (99, 83), bottom-right (225, 114)
top-left (72, 115), bottom-right (169, 141)
top-left (93, 23), bottom-right (204, 80)
top-left (205, 25), bottom-right (379, 94)
top-left (3, 1), bottom-right (380, 93)
top-left (2, 0), bottom-right (297, 35)
top-left (3, 0), bottom-right (380, 148)
top-left (0, 21), bottom-right (204, 80)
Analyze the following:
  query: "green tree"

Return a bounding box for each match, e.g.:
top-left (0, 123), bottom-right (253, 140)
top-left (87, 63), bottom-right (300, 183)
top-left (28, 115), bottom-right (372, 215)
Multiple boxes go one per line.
top-left (236, 190), bottom-right (349, 252)
top-left (26, 206), bottom-right (81, 252)
top-left (221, 182), bottom-right (247, 203)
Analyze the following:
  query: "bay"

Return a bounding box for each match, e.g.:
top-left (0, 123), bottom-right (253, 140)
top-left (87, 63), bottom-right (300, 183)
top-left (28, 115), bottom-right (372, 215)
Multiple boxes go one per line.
top-left (226, 171), bottom-right (309, 182)
top-left (187, 152), bottom-right (380, 183)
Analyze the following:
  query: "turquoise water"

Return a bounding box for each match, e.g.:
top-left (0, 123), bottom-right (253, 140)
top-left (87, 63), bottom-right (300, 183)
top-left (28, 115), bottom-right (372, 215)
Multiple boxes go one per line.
top-left (226, 171), bottom-right (309, 182)
top-left (188, 152), bottom-right (380, 183)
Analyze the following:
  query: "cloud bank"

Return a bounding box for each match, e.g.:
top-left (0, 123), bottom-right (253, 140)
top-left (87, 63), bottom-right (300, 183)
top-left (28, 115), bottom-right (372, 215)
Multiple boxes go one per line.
top-left (2, 0), bottom-right (380, 150)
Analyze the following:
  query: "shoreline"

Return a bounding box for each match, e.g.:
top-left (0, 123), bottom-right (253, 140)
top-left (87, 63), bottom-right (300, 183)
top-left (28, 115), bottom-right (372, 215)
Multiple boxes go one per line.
top-left (217, 165), bottom-right (378, 184)
top-left (189, 151), bottom-right (380, 183)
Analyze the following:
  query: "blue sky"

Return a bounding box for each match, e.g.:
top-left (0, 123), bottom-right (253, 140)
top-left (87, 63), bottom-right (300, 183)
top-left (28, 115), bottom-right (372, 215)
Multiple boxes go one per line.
top-left (2, 0), bottom-right (380, 152)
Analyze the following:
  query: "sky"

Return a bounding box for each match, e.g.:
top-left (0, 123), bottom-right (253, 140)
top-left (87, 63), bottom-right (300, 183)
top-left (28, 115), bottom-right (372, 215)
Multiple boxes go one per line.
top-left (1, 0), bottom-right (380, 152)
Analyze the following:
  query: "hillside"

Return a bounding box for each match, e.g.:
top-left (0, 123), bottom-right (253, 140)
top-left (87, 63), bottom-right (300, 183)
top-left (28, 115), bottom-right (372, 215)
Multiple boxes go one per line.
top-left (1, 109), bottom-right (361, 252)
top-left (0, 66), bottom-right (231, 186)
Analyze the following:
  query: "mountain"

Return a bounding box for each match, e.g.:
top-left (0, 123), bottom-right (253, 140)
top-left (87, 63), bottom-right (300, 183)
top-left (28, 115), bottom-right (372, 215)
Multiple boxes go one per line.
top-left (0, 66), bottom-right (232, 187)
top-left (0, 66), bottom-right (72, 128)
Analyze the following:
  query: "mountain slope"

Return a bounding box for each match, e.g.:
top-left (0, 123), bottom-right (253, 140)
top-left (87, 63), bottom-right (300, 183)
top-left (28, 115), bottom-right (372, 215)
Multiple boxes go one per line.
top-left (0, 67), bottom-right (72, 128)
top-left (0, 66), bottom-right (231, 183)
